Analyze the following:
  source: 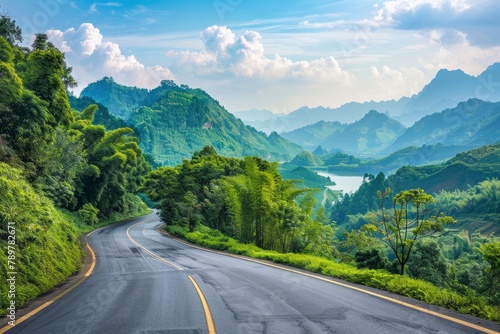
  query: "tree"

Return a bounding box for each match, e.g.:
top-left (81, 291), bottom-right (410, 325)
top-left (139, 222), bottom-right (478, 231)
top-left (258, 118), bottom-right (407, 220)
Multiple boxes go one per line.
top-left (355, 248), bottom-right (389, 270)
top-left (480, 242), bottom-right (500, 303)
top-left (0, 12), bottom-right (22, 44)
top-left (407, 239), bottom-right (448, 285)
top-left (365, 188), bottom-right (456, 275)
top-left (23, 38), bottom-right (75, 126)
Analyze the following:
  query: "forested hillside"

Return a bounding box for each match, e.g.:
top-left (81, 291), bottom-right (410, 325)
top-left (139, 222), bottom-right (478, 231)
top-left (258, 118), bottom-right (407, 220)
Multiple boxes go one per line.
top-left (324, 144), bottom-right (500, 309)
top-left (0, 21), bottom-right (149, 313)
top-left (388, 99), bottom-right (500, 152)
top-left (81, 78), bottom-right (303, 166)
top-left (282, 110), bottom-right (406, 156)
top-left (330, 143), bottom-right (500, 229)
top-left (80, 77), bottom-right (150, 120)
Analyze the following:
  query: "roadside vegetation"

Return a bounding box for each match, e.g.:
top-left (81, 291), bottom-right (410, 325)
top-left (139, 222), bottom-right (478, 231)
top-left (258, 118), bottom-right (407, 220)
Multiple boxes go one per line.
top-left (146, 147), bottom-right (500, 322)
top-left (166, 223), bottom-right (500, 322)
top-left (0, 16), bottom-right (150, 315)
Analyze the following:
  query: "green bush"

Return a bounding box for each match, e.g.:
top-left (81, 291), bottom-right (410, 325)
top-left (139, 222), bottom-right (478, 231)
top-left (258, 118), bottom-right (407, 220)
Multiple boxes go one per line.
top-left (78, 203), bottom-right (99, 225)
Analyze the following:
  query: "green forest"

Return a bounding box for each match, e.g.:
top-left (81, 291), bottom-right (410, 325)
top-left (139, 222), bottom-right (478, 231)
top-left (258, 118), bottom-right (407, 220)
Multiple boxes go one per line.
top-left (79, 77), bottom-right (303, 166)
top-left (0, 20), bottom-right (150, 313)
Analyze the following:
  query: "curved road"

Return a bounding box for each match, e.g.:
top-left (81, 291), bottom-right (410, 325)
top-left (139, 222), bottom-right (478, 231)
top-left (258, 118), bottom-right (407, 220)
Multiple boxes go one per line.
top-left (6, 212), bottom-right (500, 334)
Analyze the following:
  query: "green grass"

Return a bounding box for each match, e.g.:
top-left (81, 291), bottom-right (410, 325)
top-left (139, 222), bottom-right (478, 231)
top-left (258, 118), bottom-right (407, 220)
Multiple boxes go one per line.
top-left (166, 223), bottom-right (500, 322)
top-left (0, 163), bottom-right (151, 316)
top-left (0, 164), bottom-right (82, 315)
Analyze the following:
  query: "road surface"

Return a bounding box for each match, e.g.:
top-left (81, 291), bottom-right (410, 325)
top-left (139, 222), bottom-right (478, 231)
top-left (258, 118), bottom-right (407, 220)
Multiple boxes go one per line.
top-left (6, 212), bottom-right (500, 334)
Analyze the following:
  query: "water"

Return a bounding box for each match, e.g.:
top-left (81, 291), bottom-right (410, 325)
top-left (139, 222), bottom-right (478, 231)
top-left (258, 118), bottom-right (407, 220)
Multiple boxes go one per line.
top-left (316, 171), bottom-right (364, 194)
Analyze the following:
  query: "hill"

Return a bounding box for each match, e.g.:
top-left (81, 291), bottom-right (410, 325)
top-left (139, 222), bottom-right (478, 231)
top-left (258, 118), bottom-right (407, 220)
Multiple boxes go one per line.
top-left (281, 121), bottom-right (346, 151)
top-left (81, 79), bottom-right (303, 165)
top-left (387, 99), bottom-right (500, 153)
top-left (282, 111), bottom-right (405, 157)
top-left (68, 95), bottom-right (128, 130)
top-left (80, 77), bottom-right (150, 119)
top-left (233, 108), bottom-right (284, 122)
top-left (321, 110), bottom-right (406, 157)
top-left (389, 143), bottom-right (500, 194)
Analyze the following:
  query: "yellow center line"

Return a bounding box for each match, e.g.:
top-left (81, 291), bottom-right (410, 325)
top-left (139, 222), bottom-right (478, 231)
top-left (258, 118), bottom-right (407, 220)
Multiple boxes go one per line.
top-left (188, 275), bottom-right (217, 334)
top-left (127, 220), bottom-right (218, 333)
top-left (167, 232), bottom-right (500, 334)
top-left (126, 221), bottom-right (184, 270)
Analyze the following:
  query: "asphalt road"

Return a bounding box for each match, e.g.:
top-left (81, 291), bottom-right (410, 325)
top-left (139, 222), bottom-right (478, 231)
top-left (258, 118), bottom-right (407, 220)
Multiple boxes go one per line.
top-left (6, 212), bottom-right (500, 334)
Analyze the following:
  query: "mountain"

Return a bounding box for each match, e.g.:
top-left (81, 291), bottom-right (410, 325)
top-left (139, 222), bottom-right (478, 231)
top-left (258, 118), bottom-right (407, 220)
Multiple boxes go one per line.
top-left (285, 110), bottom-right (405, 157)
top-left (68, 95), bottom-right (128, 130)
top-left (80, 77), bottom-right (150, 120)
top-left (387, 99), bottom-right (500, 153)
top-left (80, 79), bottom-right (303, 166)
top-left (238, 62), bottom-right (500, 133)
top-left (389, 143), bottom-right (500, 194)
top-left (281, 121), bottom-right (346, 151)
top-left (233, 108), bottom-right (284, 122)
top-left (398, 69), bottom-right (482, 125)
top-left (242, 99), bottom-right (409, 133)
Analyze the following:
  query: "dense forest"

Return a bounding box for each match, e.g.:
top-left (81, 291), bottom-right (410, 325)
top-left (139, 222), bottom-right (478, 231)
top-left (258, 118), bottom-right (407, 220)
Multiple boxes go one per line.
top-left (0, 18), bottom-right (149, 313)
top-left (142, 146), bottom-right (334, 256)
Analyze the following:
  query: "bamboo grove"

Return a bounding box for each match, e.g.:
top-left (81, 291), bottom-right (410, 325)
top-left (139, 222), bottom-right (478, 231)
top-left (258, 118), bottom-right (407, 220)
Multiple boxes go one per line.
top-left (142, 146), bottom-right (335, 257)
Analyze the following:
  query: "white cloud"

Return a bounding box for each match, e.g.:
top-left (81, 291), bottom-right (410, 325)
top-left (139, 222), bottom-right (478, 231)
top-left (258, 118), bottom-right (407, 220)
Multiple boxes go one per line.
top-left (370, 65), bottom-right (426, 98)
top-left (47, 23), bottom-right (174, 94)
top-left (88, 2), bottom-right (122, 14)
top-left (167, 25), bottom-right (351, 82)
top-left (373, 0), bottom-right (500, 47)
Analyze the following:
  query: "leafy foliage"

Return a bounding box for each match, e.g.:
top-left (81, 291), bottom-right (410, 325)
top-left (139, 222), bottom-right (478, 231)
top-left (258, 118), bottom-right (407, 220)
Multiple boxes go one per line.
top-left (0, 163), bottom-right (82, 313)
top-left (364, 188), bottom-right (456, 275)
top-left (0, 21), bottom-right (151, 314)
top-left (143, 146), bottom-right (335, 256)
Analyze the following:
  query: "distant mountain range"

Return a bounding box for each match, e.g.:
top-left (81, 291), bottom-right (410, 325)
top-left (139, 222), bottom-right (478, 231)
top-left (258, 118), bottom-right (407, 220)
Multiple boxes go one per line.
top-left (387, 99), bottom-right (500, 153)
top-left (77, 78), bottom-right (302, 166)
top-left (238, 62), bottom-right (500, 133)
top-left (281, 110), bottom-right (406, 157)
top-left (282, 98), bottom-right (499, 170)
top-left (233, 108), bottom-right (284, 122)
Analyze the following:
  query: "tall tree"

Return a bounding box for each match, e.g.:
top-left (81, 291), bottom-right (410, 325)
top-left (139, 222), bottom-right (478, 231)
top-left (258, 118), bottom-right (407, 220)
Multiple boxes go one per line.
top-left (23, 35), bottom-right (74, 126)
top-left (0, 12), bottom-right (22, 44)
top-left (365, 188), bottom-right (456, 275)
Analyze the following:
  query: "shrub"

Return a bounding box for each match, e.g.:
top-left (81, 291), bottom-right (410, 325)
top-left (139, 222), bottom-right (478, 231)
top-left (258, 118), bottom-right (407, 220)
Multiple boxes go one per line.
top-left (78, 203), bottom-right (99, 225)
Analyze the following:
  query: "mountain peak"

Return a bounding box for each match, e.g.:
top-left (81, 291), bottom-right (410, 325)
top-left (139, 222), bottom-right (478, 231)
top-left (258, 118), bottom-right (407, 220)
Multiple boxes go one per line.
top-left (434, 68), bottom-right (467, 81)
top-left (360, 109), bottom-right (389, 122)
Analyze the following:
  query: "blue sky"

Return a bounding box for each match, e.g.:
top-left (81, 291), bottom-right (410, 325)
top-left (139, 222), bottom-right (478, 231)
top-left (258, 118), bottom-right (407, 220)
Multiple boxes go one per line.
top-left (3, 0), bottom-right (500, 113)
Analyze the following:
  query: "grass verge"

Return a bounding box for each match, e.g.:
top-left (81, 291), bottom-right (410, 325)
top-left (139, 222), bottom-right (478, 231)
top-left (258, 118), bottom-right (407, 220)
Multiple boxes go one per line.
top-left (166, 223), bottom-right (500, 323)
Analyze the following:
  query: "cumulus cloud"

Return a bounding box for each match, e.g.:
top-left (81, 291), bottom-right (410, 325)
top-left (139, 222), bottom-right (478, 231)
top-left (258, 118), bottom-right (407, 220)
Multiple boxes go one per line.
top-left (373, 0), bottom-right (500, 47)
top-left (47, 23), bottom-right (174, 94)
top-left (370, 65), bottom-right (426, 98)
top-left (167, 25), bottom-right (351, 82)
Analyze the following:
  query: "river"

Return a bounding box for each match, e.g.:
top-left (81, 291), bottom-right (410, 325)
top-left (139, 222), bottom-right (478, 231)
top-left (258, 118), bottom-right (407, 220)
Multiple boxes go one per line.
top-left (316, 171), bottom-right (364, 194)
